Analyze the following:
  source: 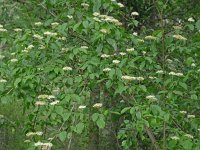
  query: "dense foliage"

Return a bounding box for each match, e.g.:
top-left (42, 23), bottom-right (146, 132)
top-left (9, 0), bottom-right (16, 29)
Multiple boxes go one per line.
top-left (0, 0), bottom-right (200, 149)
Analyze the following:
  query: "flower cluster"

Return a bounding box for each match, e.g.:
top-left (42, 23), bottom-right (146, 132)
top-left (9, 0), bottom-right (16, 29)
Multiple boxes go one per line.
top-left (63, 66), bottom-right (72, 71)
top-left (92, 13), bottom-right (122, 26)
top-left (103, 68), bottom-right (111, 72)
top-left (0, 24), bottom-right (7, 32)
top-left (93, 103), bottom-right (103, 108)
top-left (34, 22), bottom-right (43, 26)
top-left (113, 60), bottom-right (120, 64)
top-left (121, 75), bottom-right (144, 81)
top-left (173, 34), bottom-right (187, 41)
top-left (146, 95), bottom-right (157, 102)
top-left (33, 34), bottom-right (43, 40)
top-left (14, 28), bottom-right (22, 32)
top-left (34, 141), bottom-right (53, 147)
top-left (145, 35), bottom-right (157, 40)
top-left (0, 79), bottom-right (7, 83)
top-left (26, 131), bottom-right (43, 137)
top-left (126, 48), bottom-right (135, 52)
top-left (44, 31), bottom-right (57, 36)
top-left (169, 72), bottom-right (183, 77)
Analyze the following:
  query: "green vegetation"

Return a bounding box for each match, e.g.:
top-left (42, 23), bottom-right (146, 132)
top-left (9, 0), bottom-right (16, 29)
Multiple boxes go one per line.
top-left (0, 0), bottom-right (200, 149)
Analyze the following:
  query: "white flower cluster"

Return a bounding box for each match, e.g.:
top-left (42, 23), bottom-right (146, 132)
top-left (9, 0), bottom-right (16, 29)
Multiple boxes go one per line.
top-left (169, 72), bottom-right (183, 77)
top-left (113, 60), bottom-right (120, 64)
top-left (92, 13), bottom-right (122, 26)
top-left (149, 76), bottom-right (157, 79)
top-left (0, 24), bottom-right (7, 32)
top-left (156, 70), bottom-right (164, 74)
top-left (34, 22), bottom-right (43, 26)
top-left (103, 68), bottom-right (111, 72)
top-left (81, 46), bottom-right (88, 49)
top-left (121, 75), bottom-right (144, 81)
top-left (33, 34), bottom-right (43, 40)
top-left (35, 101), bottom-right (46, 106)
top-left (50, 100), bottom-right (60, 105)
top-left (188, 17), bottom-right (195, 22)
top-left (145, 35), bottom-right (157, 40)
top-left (10, 58), bottom-right (18, 62)
top-left (184, 134), bottom-right (193, 139)
top-left (63, 66), bottom-right (72, 71)
top-left (34, 141), bottom-right (53, 147)
top-left (173, 26), bottom-right (182, 30)
top-left (173, 34), bottom-right (187, 41)
top-left (179, 111), bottom-right (187, 114)
top-left (101, 54), bottom-right (111, 58)
top-left (81, 3), bottom-right (89, 9)
top-left (100, 29), bottom-right (109, 34)
top-left (51, 22), bottom-right (59, 27)
top-left (116, 3), bottom-right (124, 8)
top-left (14, 28), bottom-right (22, 32)
top-left (126, 48), bottom-right (135, 52)
top-left (26, 131), bottom-right (43, 137)
top-left (170, 136), bottom-right (180, 140)
top-left (93, 103), bottom-right (103, 108)
top-left (78, 105), bottom-right (86, 109)
top-left (67, 15), bottom-right (73, 19)
top-left (146, 95), bottom-right (157, 102)
top-left (187, 114), bottom-right (195, 118)
top-left (44, 31), bottom-right (57, 36)
top-left (119, 52), bottom-right (126, 56)
top-left (131, 12), bottom-right (139, 16)
top-left (0, 79), bottom-right (7, 83)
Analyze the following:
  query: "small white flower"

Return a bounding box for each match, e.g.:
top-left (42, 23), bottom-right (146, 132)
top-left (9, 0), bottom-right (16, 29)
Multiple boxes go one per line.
top-left (103, 68), bottom-right (111, 72)
top-left (0, 28), bottom-right (7, 32)
top-left (26, 131), bottom-right (43, 137)
top-left (145, 35), bottom-right (157, 40)
top-left (35, 101), bottom-right (46, 106)
top-left (191, 63), bottom-right (196, 67)
top-left (93, 103), bottom-right (103, 108)
top-left (10, 59), bottom-right (18, 62)
top-left (24, 140), bottom-right (31, 143)
top-left (119, 52), bottom-right (126, 56)
top-left (34, 141), bottom-right (53, 147)
top-left (81, 3), bottom-right (89, 8)
top-left (63, 66), bottom-right (72, 71)
top-left (188, 17), bottom-right (195, 22)
top-left (22, 50), bottom-right (28, 53)
top-left (81, 46), bottom-right (88, 49)
top-left (48, 95), bottom-right (55, 99)
top-left (156, 70), bottom-right (164, 74)
top-left (93, 12), bottom-right (100, 16)
top-left (117, 3), bottom-right (124, 8)
top-left (187, 115), bottom-right (195, 118)
top-left (38, 94), bottom-right (49, 99)
top-left (0, 24), bottom-right (3, 28)
top-left (51, 22), bottom-right (59, 27)
top-left (11, 53), bottom-right (15, 55)
top-left (67, 15), bottom-right (73, 19)
top-left (50, 100), bottom-right (60, 105)
top-left (173, 34), bottom-right (187, 41)
top-left (146, 95), bottom-right (157, 102)
top-left (133, 32), bottom-right (138, 36)
top-left (14, 28), bottom-right (22, 32)
top-left (27, 45), bottom-right (34, 50)
top-left (100, 29), bottom-right (109, 34)
top-left (113, 60), bottom-right (120, 64)
top-left (131, 12), bottom-right (139, 16)
top-left (0, 79), bottom-right (7, 83)
top-left (101, 54), bottom-right (110, 58)
top-left (184, 134), bottom-right (193, 139)
top-left (93, 17), bottom-right (102, 22)
top-left (78, 105), bottom-right (86, 109)
top-left (169, 72), bottom-right (183, 77)
top-left (62, 48), bottom-right (69, 52)
top-left (33, 34), bottom-right (43, 40)
top-left (44, 31), bottom-right (57, 36)
top-left (179, 111), bottom-right (187, 114)
top-left (171, 136), bottom-right (180, 140)
top-left (126, 48), bottom-right (135, 52)
top-left (34, 22), bottom-right (43, 26)
top-left (149, 76), bottom-right (157, 79)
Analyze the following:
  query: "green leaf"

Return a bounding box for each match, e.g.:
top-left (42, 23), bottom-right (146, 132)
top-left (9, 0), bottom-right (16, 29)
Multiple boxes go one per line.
top-left (14, 78), bottom-right (21, 87)
top-left (121, 107), bottom-right (131, 114)
top-left (96, 118), bottom-right (105, 129)
top-left (58, 131), bottom-right (67, 142)
top-left (92, 113), bottom-right (99, 122)
top-left (107, 38), bottom-right (117, 50)
top-left (195, 20), bottom-right (200, 30)
top-left (179, 82), bottom-right (187, 90)
top-left (75, 123), bottom-right (85, 134)
top-left (55, 106), bottom-right (64, 115)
